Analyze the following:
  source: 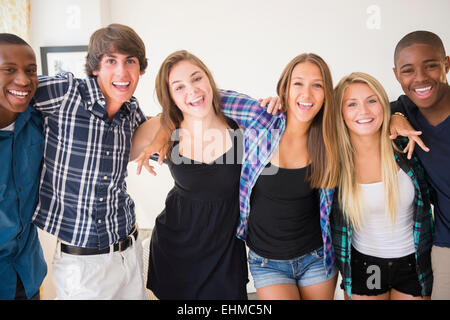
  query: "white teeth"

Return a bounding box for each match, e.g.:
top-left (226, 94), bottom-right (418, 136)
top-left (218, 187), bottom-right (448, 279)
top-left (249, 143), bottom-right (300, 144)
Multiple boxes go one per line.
top-left (190, 97), bottom-right (203, 104)
top-left (356, 119), bottom-right (373, 124)
top-left (298, 102), bottom-right (313, 107)
top-left (8, 90), bottom-right (29, 96)
top-left (113, 81), bottom-right (130, 86)
top-left (415, 86), bottom-right (432, 92)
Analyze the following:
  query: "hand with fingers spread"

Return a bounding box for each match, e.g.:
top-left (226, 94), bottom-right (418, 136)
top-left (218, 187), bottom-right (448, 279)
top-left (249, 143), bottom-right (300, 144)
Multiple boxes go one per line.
top-left (258, 96), bottom-right (283, 115)
top-left (389, 113), bottom-right (430, 159)
top-left (134, 128), bottom-right (169, 176)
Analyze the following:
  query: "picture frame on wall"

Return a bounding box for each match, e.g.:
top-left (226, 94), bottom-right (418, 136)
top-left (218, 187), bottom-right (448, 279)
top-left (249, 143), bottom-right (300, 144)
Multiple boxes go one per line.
top-left (40, 45), bottom-right (88, 78)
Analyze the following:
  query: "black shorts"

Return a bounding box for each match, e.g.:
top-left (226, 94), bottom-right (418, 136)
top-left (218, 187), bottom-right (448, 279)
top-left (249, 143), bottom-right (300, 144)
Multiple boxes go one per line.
top-left (348, 247), bottom-right (423, 297)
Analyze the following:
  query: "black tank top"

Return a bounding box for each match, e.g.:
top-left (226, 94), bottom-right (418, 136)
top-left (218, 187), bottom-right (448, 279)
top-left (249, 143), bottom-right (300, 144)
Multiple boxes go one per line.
top-left (247, 163), bottom-right (323, 260)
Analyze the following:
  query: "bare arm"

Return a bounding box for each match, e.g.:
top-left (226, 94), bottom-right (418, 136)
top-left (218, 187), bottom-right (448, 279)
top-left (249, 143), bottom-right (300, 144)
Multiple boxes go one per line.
top-left (130, 116), bottom-right (162, 162)
top-left (131, 115), bottom-right (170, 175)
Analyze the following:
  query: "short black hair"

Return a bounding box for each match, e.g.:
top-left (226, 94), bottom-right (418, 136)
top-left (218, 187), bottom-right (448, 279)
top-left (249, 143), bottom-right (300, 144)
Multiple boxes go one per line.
top-left (0, 33), bottom-right (30, 46)
top-left (394, 30), bottom-right (446, 65)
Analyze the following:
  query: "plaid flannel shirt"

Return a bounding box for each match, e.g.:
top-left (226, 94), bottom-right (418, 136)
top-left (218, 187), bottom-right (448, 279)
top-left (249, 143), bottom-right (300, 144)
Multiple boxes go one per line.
top-left (220, 90), bottom-right (336, 276)
top-left (330, 139), bottom-right (434, 299)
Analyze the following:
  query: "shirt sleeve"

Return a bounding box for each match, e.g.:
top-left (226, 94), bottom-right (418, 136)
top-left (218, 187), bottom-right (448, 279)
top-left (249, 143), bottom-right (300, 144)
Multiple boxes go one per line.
top-left (132, 104), bottom-right (147, 131)
top-left (390, 99), bottom-right (407, 114)
top-left (32, 73), bottom-right (72, 116)
top-left (219, 89), bottom-right (268, 129)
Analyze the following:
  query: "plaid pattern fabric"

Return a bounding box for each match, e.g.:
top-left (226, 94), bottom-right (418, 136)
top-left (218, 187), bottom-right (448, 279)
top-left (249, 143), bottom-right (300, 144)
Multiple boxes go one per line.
top-left (220, 89), bottom-right (336, 276)
top-left (31, 73), bottom-right (146, 249)
top-left (330, 138), bottom-right (434, 299)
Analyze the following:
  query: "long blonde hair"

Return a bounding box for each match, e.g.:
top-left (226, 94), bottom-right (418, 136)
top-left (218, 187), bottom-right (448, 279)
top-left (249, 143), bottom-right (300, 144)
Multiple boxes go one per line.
top-left (333, 72), bottom-right (399, 230)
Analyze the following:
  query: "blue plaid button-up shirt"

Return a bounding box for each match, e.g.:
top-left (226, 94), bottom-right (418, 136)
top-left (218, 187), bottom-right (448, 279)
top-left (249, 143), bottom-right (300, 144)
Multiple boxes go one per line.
top-left (31, 73), bottom-right (146, 249)
top-left (220, 90), bottom-right (335, 276)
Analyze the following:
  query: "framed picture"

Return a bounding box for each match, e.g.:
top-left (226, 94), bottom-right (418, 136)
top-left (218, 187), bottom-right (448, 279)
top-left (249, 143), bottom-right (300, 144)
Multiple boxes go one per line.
top-left (40, 46), bottom-right (88, 78)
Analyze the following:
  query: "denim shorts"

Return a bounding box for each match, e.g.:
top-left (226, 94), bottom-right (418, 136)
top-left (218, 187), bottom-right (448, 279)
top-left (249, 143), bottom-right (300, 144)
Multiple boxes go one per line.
top-left (248, 247), bottom-right (338, 289)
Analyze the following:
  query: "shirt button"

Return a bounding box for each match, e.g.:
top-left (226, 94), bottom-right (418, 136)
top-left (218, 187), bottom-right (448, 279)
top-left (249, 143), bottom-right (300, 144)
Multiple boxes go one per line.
top-left (99, 197), bottom-right (104, 202)
top-left (106, 151), bottom-right (110, 156)
top-left (97, 219), bottom-right (102, 224)
top-left (18, 187), bottom-right (22, 192)
top-left (103, 175), bottom-right (108, 180)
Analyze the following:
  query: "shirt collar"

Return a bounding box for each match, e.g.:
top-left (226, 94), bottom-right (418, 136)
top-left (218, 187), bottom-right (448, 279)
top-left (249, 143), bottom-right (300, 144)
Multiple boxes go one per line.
top-left (80, 77), bottom-right (139, 116)
top-left (12, 105), bottom-right (32, 135)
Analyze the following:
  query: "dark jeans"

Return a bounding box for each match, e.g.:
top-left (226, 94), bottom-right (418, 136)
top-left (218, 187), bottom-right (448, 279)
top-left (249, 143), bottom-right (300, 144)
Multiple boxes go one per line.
top-left (14, 276), bottom-right (40, 300)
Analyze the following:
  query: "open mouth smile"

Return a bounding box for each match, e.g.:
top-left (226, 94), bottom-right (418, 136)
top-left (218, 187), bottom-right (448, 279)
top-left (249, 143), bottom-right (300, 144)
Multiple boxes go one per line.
top-left (412, 85), bottom-right (433, 99)
top-left (297, 101), bottom-right (313, 110)
top-left (112, 81), bottom-right (130, 91)
top-left (188, 96), bottom-right (204, 107)
top-left (7, 89), bottom-right (30, 100)
top-left (355, 118), bottom-right (374, 124)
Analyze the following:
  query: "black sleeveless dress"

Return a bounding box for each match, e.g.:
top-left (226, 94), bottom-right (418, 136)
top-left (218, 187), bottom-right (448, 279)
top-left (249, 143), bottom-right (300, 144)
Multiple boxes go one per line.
top-left (147, 120), bottom-right (248, 300)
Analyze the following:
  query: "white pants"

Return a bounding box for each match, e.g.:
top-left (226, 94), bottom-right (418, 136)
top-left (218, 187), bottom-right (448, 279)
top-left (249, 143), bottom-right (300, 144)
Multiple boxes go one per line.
top-left (52, 238), bottom-right (147, 300)
top-left (431, 245), bottom-right (450, 300)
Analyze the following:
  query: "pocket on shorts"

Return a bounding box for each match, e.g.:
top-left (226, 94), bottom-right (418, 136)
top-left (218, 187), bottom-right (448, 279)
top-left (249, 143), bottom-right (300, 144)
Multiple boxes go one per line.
top-left (311, 246), bottom-right (324, 260)
top-left (248, 250), bottom-right (264, 266)
top-left (396, 258), bottom-right (416, 275)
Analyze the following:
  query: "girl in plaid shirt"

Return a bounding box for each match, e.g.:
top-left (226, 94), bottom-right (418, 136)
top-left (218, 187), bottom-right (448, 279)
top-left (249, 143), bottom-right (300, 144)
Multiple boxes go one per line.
top-left (329, 72), bottom-right (434, 300)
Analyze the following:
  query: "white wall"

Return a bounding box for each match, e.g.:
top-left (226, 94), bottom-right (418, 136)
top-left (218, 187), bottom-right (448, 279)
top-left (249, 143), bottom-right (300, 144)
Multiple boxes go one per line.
top-left (110, 0), bottom-right (450, 230)
top-left (28, 0), bottom-right (450, 299)
top-left (29, 0), bottom-right (450, 230)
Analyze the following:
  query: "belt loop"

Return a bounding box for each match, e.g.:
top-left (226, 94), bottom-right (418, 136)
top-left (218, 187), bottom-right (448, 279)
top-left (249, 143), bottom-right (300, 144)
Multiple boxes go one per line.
top-left (130, 231), bottom-right (136, 247)
top-left (56, 239), bottom-right (62, 258)
top-left (108, 243), bottom-right (114, 260)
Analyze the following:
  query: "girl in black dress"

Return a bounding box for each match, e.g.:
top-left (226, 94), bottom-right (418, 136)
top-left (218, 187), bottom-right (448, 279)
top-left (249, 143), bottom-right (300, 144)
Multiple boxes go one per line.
top-left (131, 50), bottom-right (248, 299)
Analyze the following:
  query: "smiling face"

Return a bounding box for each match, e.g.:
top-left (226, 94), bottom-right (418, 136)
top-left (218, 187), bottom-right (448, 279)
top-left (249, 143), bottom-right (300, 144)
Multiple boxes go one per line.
top-left (168, 59), bottom-right (214, 121)
top-left (93, 51), bottom-right (142, 109)
top-left (0, 44), bottom-right (38, 127)
top-left (287, 61), bottom-right (325, 125)
top-left (394, 43), bottom-right (450, 110)
top-left (342, 82), bottom-right (384, 139)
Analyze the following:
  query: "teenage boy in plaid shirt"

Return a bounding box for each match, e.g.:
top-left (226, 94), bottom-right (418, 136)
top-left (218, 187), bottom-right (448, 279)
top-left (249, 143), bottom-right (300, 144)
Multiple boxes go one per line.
top-left (31, 24), bottom-right (148, 299)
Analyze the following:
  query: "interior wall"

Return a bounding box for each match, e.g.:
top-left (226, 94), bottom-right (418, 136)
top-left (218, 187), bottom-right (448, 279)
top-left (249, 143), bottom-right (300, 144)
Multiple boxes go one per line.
top-left (113, 0), bottom-right (450, 230)
top-left (28, 0), bottom-right (449, 299)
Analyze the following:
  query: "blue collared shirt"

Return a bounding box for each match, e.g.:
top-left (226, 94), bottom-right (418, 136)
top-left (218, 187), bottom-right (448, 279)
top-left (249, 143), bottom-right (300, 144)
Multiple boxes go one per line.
top-left (0, 106), bottom-right (47, 299)
top-left (31, 73), bottom-right (146, 249)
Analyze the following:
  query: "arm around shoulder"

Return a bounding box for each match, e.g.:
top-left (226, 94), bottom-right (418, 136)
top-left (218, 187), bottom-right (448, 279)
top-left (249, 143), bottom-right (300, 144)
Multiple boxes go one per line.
top-left (32, 73), bottom-right (72, 115)
top-left (219, 89), bottom-right (271, 128)
top-left (130, 115), bottom-right (162, 161)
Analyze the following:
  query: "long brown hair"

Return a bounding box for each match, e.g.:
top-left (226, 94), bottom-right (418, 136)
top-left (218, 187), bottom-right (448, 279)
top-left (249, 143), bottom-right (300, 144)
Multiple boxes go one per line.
top-left (276, 53), bottom-right (338, 189)
top-left (155, 50), bottom-right (226, 156)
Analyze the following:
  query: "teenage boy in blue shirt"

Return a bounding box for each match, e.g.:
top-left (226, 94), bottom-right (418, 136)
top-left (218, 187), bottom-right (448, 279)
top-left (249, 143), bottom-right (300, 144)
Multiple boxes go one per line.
top-left (390, 30), bottom-right (450, 299)
top-left (0, 33), bottom-right (47, 300)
